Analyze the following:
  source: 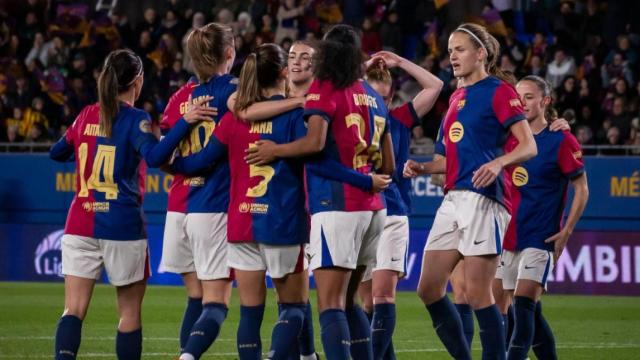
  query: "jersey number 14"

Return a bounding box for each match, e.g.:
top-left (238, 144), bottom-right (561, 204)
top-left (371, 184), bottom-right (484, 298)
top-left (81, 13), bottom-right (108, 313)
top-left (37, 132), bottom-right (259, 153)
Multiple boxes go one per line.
top-left (77, 143), bottom-right (118, 200)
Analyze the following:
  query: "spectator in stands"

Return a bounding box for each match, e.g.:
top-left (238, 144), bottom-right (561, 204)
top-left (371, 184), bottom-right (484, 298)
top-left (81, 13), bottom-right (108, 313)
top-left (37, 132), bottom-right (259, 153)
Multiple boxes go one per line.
top-left (275, 0), bottom-right (304, 44)
top-left (526, 54), bottom-right (546, 77)
top-left (24, 121), bottom-right (48, 142)
top-left (361, 17), bottom-right (381, 55)
top-left (20, 97), bottom-right (48, 138)
top-left (5, 124), bottom-right (23, 147)
top-left (602, 126), bottom-right (626, 155)
top-left (606, 96), bottom-right (631, 139)
top-left (181, 12), bottom-right (206, 74)
top-left (24, 32), bottom-right (45, 67)
top-left (135, 8), bottom-right (161, 44)
top-left (380, 10), bottom-right (402, 53)
top-left (605, 34), bottom-right (638, 68)
top-left (556, 76), bottom-right (579, 113)
top-left (601, 52), bottom-right (634, 86)
top-left (546, 48), bottom-right (576, 89)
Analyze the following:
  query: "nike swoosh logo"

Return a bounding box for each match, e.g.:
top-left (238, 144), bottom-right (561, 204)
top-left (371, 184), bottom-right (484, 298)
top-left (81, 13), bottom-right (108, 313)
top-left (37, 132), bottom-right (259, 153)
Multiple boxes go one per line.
top-left (524, 264), bottom-right (536, 269)
top-left (473, 239), bottom-right (487, 245)
top-left (391, 257), bottom-right (401, 261)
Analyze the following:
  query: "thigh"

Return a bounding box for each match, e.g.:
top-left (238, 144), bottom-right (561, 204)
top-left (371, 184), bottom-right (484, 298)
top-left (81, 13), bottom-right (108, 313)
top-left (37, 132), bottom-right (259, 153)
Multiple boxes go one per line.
top-left (372, 270), bottom-right (398, 304)
top-left (450, 260), bottom-right (467, 304)
top-left (116, 280), bottom-right (147, 331)
top-left (418, 249), bottom-right (462, 303)
top-left (313, 267), bottom-right (351, 311)
top-left (61, 235), bottom-right (103, 280)
top-left (185, 213), bottom-right (231, 280)
top-left (63, 275), bottom-right (96, 320)
top-left (272, 270), bottom-right (309, 304)
top-left (463, 255), bottom-right (499, 309)
top-left (235, 269), bottom-right (267, 306)
top-left (101, 239), bottom-right (150, 287)
top-left (160, 211), bottom-right (195, 274)
top-left (181, 272), bottom-right (203, 299)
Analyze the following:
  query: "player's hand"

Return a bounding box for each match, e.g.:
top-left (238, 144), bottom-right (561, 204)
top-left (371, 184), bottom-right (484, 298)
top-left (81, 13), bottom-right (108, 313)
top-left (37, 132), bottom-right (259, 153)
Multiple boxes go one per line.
top-left (472, 159), bottom-right (504, 188)
top-left (245, 140), bottom-right (277, 165)
top-left (183, 95), bottom-right (218, 124)
top-left (544, 228), bottom-right (571, 263)
top-left (370, 51), bottom-right (404, 68)
top-left (550, 117), bottom-right (570, 132)
top-left (371, 174), bottom-right (392, 192)
top-left (403, 159), bottom-right (423, 178)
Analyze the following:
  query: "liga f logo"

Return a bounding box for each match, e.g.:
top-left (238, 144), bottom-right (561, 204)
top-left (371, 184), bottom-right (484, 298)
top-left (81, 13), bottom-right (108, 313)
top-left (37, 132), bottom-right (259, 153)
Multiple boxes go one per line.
top-left (512, 166), bottom-right (529, 187)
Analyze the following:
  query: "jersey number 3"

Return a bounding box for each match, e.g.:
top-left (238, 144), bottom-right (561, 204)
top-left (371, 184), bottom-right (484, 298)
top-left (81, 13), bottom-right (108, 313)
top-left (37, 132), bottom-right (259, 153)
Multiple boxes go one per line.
top-left (77, 143), bottom-right (118, 200)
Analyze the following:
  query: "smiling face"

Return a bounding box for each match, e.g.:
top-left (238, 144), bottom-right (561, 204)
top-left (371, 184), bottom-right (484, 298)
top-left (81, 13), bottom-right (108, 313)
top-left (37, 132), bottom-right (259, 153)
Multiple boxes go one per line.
top-left (287, 42), bottom-right (314, 84)
top-left (448, 31), bottom-right (485, 79)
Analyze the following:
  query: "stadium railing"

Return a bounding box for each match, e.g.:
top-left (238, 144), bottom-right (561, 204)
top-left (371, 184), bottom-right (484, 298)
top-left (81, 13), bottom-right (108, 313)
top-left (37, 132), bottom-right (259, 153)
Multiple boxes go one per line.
top-left (1, 142), bottom-right (640, 155)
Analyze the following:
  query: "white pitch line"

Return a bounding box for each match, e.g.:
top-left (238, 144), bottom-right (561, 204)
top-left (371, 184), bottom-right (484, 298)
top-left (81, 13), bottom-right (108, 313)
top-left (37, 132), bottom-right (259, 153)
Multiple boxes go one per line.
top-left (1, 343), bottom-right (639, 358)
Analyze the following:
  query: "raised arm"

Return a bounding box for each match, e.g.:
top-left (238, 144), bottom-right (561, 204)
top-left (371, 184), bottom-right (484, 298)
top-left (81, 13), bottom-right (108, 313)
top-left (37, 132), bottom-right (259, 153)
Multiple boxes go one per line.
top-left (369, 51), bottom-right (444, 117)
top-left (227, 92), bottom-right (304, 122)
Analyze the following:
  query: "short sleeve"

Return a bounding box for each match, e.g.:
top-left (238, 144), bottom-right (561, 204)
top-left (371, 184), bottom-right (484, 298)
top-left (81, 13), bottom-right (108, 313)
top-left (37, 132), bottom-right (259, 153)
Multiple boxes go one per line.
top-left (213, 112), bottom-right (234, 145)
top-left (304, 79), bottom-right (336, 123)
top-left (161, 84), bottom-right (192, 135)
top-left (390, 102), bottom-right (420, 129)
top-left (492, 82), bottom-right (526, 129)
top-left (434, 120), bottom-right (445, 156)
top-left (557, 132), bottom-right (585, 179)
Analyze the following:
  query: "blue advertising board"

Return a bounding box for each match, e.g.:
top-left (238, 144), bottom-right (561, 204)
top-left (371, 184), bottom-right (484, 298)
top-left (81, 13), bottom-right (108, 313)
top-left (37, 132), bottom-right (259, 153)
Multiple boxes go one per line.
top-left (0, 154), bottom-right (639, 294)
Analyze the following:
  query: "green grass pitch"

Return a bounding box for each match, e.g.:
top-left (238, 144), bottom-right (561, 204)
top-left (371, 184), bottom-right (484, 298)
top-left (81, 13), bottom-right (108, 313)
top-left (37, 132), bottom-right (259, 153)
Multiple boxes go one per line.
top-left (1, 282), bottom-right (640, 359)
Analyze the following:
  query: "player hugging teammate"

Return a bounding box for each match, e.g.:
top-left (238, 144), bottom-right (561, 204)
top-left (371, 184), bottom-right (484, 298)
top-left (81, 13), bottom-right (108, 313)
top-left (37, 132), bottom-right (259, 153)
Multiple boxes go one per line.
top-left (51, 20), bottom-right (588, 360)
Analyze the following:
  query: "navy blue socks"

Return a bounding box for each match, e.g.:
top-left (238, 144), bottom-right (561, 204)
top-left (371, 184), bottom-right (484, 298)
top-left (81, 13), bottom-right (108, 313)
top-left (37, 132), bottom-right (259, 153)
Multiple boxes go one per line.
top-left (425, 296), bottom-right (471, 360)
top-left (475, 304), bottom-right (506, 360)
top-left (116, 328), bottom-right (142, 360)
top-left (319, 309), bottom-right (351, 360)
top-left (269, 303), bottom-right (306, 360)
top-left (182, 302), bottom-right (228, 359)
top-left (455, 303), bottom-right (474, 349)
top-left (371, 303), bottom-right (396, 360)
top-left (237, 304), bottom-right (265, 360)
top-left (180, 297), bottom-right (203, 352)
top-left (55, 315), bottom-right (82, 360)
top-left (346, 304), bottom-right (373, 360)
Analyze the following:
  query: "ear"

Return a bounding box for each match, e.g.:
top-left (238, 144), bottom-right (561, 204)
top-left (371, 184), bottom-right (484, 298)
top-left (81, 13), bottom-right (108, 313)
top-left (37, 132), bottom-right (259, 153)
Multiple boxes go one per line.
top-left (225, 46), bottom-right (234, 61)
top-left (542, 95), bottom-right (552, 107)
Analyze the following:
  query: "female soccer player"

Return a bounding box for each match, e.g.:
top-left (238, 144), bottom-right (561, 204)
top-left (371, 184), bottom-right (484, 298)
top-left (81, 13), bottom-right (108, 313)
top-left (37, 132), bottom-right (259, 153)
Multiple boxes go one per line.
top-left (49, 49), bottom-right (215, 360)
top-left (496, 75), bottom-right (589, 360)
top-left (247, 25), bottom-right (395, 360)
top-left (404, 23), bottom-right (537, 359)
top-left (356, 52), bottom-right (443, 359)
top-left (169, 43), bottom-right (312, 360)
top-left (157, 23), bottom-right (236, 358)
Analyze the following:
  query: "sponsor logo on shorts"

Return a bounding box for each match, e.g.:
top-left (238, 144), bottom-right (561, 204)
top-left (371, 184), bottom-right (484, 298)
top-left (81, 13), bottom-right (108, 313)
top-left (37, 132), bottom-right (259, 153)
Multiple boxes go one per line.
top-left (82, 201), bottom-right (110, 212)
top-left (35, 229), bottom-right (63, 278)
top-left (391, 257), bottom-right (402, 262)
top-left (512, 166), bottom-right (529, 187)
top-left (473, 239), bottom-right (487, 245)
top-left (238, 202), bottom-right (269, 214)
top-left (524, 264), bottom-right (536, 270)
top-left (448, 121), bottom-right (464, 143)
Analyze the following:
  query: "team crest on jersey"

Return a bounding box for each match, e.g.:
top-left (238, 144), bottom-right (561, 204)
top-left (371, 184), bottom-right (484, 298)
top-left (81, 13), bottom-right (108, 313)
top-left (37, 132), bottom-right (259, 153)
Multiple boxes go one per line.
top-left (457, 99), bottom-right (465, 110)
top-left (512, 166), bottom-right (529, 187)
top-left (448, 121), bottom-right (464, 143)
top-left (573, 150), bottom-right (583, 159)
top-left (139, 119), bottom-right (151, 133)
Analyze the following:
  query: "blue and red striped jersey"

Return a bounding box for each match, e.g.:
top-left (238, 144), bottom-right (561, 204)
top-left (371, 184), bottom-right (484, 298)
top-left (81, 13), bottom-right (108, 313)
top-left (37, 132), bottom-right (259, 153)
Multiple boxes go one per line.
top-left (171, 96), bottom-right (308, 246)
top-left (170, 74), bottom-right (237, 213)
top-left (503, 129), bottom-right (585, 251)
top-left (439, 76), bottom-right (526, 212)
top-left (385, 102), bottom-right (420, 216)
top-left (303, 79), bottom-right (390, 214)
top-left (160, 78), bottom-right (197, 213)
top-left (50, 103), bottom-right (188, 240)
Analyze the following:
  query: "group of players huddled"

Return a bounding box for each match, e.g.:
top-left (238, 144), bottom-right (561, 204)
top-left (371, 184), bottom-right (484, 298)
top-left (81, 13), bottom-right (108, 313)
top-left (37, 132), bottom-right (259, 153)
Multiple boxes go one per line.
top-left (50, 20), bottom-right (588, 360)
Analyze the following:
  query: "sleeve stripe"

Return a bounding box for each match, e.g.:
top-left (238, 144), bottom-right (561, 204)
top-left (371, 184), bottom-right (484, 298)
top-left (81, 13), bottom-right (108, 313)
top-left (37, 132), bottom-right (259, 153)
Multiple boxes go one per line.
top-left (565, 167), bottom-right (585, 180)
top-left (502, 114), bottom-right (526, 129)
top-left (304, 109), bottom-right (332, 123)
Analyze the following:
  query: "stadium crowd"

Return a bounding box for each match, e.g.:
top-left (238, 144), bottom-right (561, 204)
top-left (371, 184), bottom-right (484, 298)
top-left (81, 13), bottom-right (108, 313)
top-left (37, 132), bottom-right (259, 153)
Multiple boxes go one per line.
top-left (1, 0), bottom-right (639, 154)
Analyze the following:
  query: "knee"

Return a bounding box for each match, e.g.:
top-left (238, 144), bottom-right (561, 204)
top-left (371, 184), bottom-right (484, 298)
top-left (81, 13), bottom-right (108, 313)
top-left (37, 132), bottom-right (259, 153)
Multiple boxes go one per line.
top-left (62, 306), bottom-right (87, 321)
top-left (465, 283), bottom-right (493, 309)
top-left (417, 281), bottom-right (442, 305)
